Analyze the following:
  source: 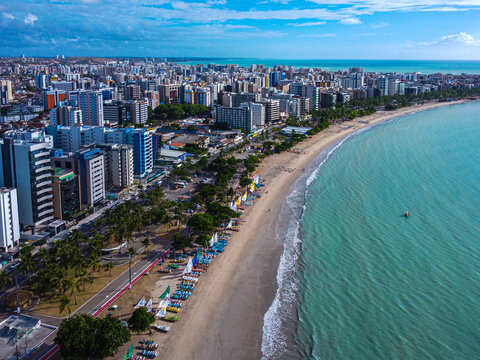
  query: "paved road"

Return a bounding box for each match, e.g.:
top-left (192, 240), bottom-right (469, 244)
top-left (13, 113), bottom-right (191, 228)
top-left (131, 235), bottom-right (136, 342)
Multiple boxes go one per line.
top-left (24, 243), bottom-right (171, 360)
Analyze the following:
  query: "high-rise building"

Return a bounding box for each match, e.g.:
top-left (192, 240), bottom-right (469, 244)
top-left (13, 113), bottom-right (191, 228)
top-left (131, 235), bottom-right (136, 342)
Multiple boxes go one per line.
top-left (0, 79), bottom-right (13, 105)
top-left (51, 81), bottom-right (76, 92)
top-left (75, 149), bottom-right (105, 206)
top-left (215, 106), bottom-right (251, 132)
top-left (94, 144), bottom-right (134, 189)
top-left (378, 77), bottom-right (389, 96)
top-left (125, 129), bottom-right (153, 179)
top-left (35, 74), bottom-right (48, 89)
top-left (231, 93), bottom-right (260, 108)
top-left (321, 91), bottom-right (337, 108)
top-left (42, 89), bottom-right (66, 110)
top-left (77, 90), bottom-right (104, 126)
top-left (257, 99), bottom-right (280, 122)
top-left (50, 106), bottom-right (82, 126)
top-left (0, 138), bottom-right (54, 232)
top-left (0, 188), bottom-right (20, 251)
top-left (51, 168), bottom-right (80, 221)
top-left (240, 102), bottom-right (265, 127)
top-left (159, 84), bottom-right (180, 104)
top-left (103, 101), bottom-right (129, 126)
top-left (124, 84), bottom-right (142, 100)
top-left (124, 100), bottom-right (148, 125)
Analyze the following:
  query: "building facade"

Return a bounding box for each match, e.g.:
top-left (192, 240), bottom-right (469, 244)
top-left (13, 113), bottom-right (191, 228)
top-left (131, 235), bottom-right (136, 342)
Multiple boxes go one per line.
top-left (0, 138), bottom-right (54, 233)
top-left (0, 188), bottom-right (20, 251)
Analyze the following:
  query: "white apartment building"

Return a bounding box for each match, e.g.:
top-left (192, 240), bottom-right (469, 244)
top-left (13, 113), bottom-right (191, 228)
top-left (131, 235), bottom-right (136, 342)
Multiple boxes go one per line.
top-left (0, 138), bottom-right (54, 233)
top-left (0, 188), bottom-right (20, 251)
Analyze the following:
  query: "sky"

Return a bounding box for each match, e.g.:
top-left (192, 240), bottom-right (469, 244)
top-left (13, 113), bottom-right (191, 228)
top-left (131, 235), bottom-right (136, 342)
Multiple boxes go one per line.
top-left (0, 0), bottom-right (480, 59)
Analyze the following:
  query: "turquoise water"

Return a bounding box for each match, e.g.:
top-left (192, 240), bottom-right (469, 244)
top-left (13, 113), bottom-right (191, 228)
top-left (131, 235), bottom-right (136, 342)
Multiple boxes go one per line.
top-left (175, 59), bottom-right (480, 74)
top-left (296, 102), bottom-right (480, 359)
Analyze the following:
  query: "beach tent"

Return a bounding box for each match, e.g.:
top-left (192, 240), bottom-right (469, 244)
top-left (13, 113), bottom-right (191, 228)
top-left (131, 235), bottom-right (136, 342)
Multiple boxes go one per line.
top-left (134, 297), bottom-right (146, 309)
top-left (146, 298), bottom-right (153, 313)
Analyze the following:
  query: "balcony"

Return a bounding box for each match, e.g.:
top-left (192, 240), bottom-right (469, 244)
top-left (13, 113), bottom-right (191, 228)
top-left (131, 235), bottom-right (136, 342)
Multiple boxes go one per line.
top-left (36, 180), bottom-right (52, 189)
top-left (33, 151), bottom-right (50, 159)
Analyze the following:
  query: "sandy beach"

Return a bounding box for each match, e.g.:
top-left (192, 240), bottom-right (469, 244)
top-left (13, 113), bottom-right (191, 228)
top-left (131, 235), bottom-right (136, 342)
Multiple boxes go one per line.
top-left (117, 100), bottom-right (468, 360)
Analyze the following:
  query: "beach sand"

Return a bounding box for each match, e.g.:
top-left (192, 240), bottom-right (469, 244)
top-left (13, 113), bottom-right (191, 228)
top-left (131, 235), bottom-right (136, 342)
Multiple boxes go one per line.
top-left (125, 100), bottom-right (468, 360)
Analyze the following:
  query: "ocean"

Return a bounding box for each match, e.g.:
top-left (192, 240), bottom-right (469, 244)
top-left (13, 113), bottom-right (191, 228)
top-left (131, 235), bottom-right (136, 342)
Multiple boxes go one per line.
top-left (175, 59), bottom-right (480, 74)
top-left (262, 101), bottom-right (480, 359)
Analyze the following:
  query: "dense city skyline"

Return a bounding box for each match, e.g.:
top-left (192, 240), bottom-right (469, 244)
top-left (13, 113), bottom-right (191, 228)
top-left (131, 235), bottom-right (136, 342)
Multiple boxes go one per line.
top-left (1, 0), bottom-right (480, 59)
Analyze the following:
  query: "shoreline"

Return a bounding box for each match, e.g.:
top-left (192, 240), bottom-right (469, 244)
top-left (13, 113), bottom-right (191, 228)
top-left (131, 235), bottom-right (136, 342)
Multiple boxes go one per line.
top-left (156, 100), bottom-right (469, 360)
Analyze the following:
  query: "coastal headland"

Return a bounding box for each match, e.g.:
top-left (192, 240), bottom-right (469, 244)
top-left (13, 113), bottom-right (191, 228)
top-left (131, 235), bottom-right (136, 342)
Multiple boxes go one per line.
top-left (160, 99), bottom-right (469, 360)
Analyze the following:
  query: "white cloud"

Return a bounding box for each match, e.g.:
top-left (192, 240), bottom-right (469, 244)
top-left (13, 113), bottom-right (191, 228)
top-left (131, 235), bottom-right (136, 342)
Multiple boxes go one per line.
top-left (298, 33), bottom-right (336, 37)
top-left (420, 32), bottom-right (480, 46)
top-left (24, 13), bottom-right (38, 25)
top-left (372, 21), bottom-right (389, 28)
top-left (2, 12), bottom-right (14, 20)
top-left (288, 21), bottom-right (326, 26)
top-left (340, 17), bottom-right (361, 24)
top-left (308, 0), bottom-right (480, 14)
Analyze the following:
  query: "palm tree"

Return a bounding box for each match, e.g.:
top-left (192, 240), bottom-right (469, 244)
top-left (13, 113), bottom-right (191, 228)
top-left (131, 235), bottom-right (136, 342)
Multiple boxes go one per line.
top-left (88, 254), bottom-right (101, 281)
top-left (19, 252), bottom-right (35, 275)
top-left (142, 238), bottom-right (151, 250)
top-left (104, 262), bottom-right (114, 277)
top-left (38, 247), bottom-right (50, 268)
top-left (59, 295), bottom-right (72, 317)
top-left (78, 269), bottom-right (92, 292)
top-left (0, 269), bottom-right (12, 303)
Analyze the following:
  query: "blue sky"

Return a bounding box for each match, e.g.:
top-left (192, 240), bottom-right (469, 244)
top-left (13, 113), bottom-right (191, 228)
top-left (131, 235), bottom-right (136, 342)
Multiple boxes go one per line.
top-left (0, 0), bottom-right (480, 59)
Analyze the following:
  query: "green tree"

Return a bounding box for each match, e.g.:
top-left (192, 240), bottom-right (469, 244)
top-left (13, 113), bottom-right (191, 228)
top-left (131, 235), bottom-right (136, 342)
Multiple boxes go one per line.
top-left (128, 306), bottom-right (155, 333)
top-left (19, 251), bottom-right (35, 275)
top-left (0, 269), bottom-right (12, 303)
top-left (59, 295), bottom-right (72, 317)
top-left (55, 314), bottom-right (131, 360)
top-left (142, 238), bottom-right (151, 250)
top-left (104, 262), bottom-right (114, 277)
top-left (187, 213), bottom-right (216, 234)
top-left (172, 232), bottom-right (191, 251)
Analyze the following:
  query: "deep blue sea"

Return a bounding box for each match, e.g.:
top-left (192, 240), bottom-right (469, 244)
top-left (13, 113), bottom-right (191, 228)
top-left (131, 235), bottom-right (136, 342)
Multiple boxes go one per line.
top-left (176, 59), bottom-right (480, 74)
top-left (261, 101), bottom-right (480, 359)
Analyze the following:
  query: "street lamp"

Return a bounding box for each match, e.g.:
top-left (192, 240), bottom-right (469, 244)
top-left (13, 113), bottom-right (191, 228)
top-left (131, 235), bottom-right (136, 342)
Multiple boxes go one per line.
top-left (11, 255), bottom-right (20, 315)
top-left (128, 253), bottom-right (132, 290)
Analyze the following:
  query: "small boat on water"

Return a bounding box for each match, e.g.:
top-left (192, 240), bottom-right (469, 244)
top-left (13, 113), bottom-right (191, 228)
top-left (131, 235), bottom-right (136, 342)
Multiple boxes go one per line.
top-left (404, 211), bottom-right (410, 217)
